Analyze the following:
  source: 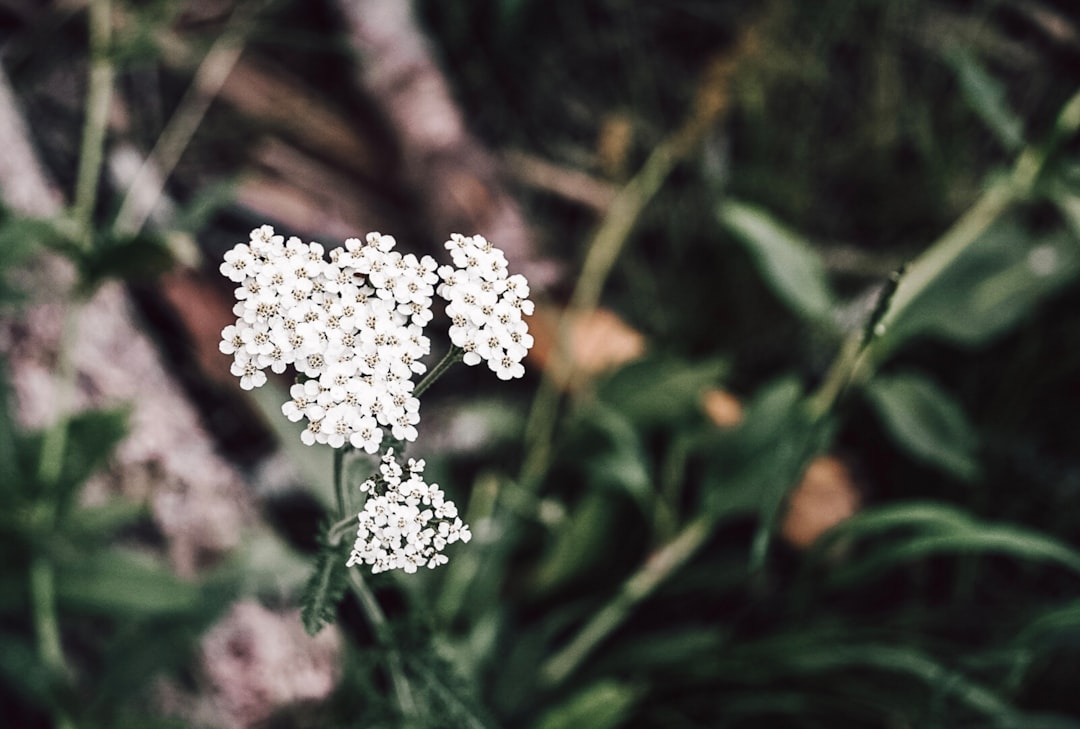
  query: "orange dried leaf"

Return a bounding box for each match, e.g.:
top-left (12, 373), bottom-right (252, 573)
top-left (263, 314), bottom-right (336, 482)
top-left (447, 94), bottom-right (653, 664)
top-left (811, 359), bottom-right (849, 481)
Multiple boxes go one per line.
top-left (782, 455), bottom-right (860, 549)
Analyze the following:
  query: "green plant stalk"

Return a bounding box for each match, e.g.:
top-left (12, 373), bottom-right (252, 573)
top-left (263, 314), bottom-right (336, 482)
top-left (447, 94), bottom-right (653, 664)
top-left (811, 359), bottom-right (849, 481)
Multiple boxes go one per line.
top-left (654, 434), bottom-right (690, 541)
top-left (807, 85), bottom-right (1080, 419)
top-left (28, 558), bottom-right (75, 729)
top-left (30, 305), bottom-right (81, 729)
top-left (113, 1), bottom-right (255, 236)
top-left (333, 447), bottom-right (347, 520)
top-left (520, 139), bottom-right (682, 494)
top-left (414, 345), bottom-right (463, 398)
top-left (332, 442), bottom-right (417, 720)
top-left (72, 0), bottom-right (114, 250)
top-left (347, 570), bottom-right (418, 720)
top-left (538, 510), bottom-right (716, 688)
top-left (28, 556), bottom-right (63, 673)
top-left (327, 512), bottom-right (358, 545)
top-left (36, 305), bottom-right (81, 489)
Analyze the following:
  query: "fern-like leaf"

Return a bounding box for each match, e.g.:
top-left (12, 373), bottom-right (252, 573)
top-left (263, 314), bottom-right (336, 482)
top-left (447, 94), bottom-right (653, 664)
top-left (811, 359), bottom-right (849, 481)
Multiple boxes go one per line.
top-left (301, 533), bottom-right (350, 636)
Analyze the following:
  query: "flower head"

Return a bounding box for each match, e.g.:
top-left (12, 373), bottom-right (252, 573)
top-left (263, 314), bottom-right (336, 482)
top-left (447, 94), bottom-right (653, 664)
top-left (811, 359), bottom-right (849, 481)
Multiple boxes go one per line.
top-left (346, 451), bottom-right (471, 573)
top-left (436, 234), bottom-right (534, 380)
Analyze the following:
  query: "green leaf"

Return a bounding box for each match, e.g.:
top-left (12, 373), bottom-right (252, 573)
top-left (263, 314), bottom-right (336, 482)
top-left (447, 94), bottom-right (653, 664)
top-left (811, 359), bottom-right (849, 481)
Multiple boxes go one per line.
top-left (597, 355), bottom-right (728, 429)
top-left (878, 221), bottom-right (1080, 352)
top-left (56, 409), bottom-right (128, 514)
top-left (699, 377), bottom-right (834, 570)
top-left (0, 631), bottom-right (56, 708)
top-left (701, 377), bottom-right (815, 519)
top-left (863, 372), bottom-right (979, 480)
top-left (67, 499), bottom-right (150, 544)
top-left (836, 528), bottom-right (1080, 586)
top-left (301, 536), bottom-right (350, 635)
top-left (0, 214), bottom-right (56, 307)
top-left (78, 231), bottom-right (174, 290)
top-left (948, 51), bottom-right (1024, 152)
top-left (717, 200), bottom-right (835, 325)
top-left (0, 361), bottom-right (23, 497)
top-left (814, 501), bottom-right (1080, 584)
top-left (56, 548), bottom-right (202, 616)
top-left (572, 402), bottom-right (652, 510)
top-left (88, 597), bottom-right (234, 717)
top-left (531, 491), bottom-right (617, 594)
top-left (533, 680), bottom-right (638, 729)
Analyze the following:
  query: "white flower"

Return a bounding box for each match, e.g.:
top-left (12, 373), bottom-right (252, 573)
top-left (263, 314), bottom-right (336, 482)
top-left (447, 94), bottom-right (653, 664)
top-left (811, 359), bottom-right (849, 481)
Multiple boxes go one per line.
top-left (220, 244), bottom-right (254, 282)
top-left (346, 450), bottom-right (469, 574)
top-left (219, 323), bottom-right (244, 355)
top-left (436, 234), bottom-right (533, 380)
top-left (219, 225), bottom-right (530, 456)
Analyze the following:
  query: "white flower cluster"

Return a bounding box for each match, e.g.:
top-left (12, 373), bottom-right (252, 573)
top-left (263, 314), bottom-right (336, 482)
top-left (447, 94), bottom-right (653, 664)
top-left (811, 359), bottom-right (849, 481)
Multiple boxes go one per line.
top-left (437, 234), bottom-right (535, 380)
top-left (219, 226), bottom-right (528, 574)
top-left (219, 225), bottom-right (435, 452)
top-left (346, 450), bottom-right (471, 573)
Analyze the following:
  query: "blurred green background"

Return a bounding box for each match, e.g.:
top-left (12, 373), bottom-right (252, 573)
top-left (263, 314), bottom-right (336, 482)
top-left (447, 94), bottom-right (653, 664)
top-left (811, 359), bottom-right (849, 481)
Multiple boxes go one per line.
top-left (3, 0), bottom-right (1080, 727)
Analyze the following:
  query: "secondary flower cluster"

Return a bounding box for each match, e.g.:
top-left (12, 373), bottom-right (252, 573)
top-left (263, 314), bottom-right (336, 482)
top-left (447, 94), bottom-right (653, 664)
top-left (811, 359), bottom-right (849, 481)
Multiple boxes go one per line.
top-left (346, 450), bottom-right (471, 573)
top-left (437, 233), bottom-right (535, 380)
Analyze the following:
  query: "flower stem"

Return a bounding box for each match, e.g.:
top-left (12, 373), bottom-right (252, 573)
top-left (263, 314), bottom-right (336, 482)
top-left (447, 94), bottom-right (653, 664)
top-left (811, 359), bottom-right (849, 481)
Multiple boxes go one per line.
top-left (72, 0), bottom-right (114, 250)
top-left (413, 345), bottom-right (463, 398)
top-left (28, 557), bottom-right (75, 729)
top-left (113, 1), bottom-right (256, 237)
top-left (806, 86), bottom-right (1080, 420)
top-left (538, 511), bottom-right (716, 688)
top-left (327, 513), bottom-right (357, 545)
top-left (334, 434), bottom-right (415, 718)
top-left (347, 570), bottom-right (418, 720)
top-left (333, 447), bottom-right (347, 518)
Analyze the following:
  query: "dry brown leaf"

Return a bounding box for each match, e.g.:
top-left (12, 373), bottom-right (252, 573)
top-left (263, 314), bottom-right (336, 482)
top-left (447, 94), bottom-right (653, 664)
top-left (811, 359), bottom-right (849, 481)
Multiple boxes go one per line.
top-left (528, 305), bottom-right (647, 390)
top-left (596, 113), bottom-right (634, 179)
top-left (701, 388), bottom-right (744, 428)
top-left (781, 455), bottom-right (860, 549)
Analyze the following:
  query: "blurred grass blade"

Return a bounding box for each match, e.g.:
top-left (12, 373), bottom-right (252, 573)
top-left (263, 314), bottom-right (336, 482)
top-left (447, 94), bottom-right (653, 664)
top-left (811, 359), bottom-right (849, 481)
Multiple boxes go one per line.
top-left (863, 372), bottom-right (979, 480)
top-left (816, 501), bottom-right (1080, 584)
top-left (835, 528), bottom-right (1080, 585)
top-left (56, 548), bottom-right (202, 616)
top-left (533, 680), bottom-right (638, 729)
top-left (531, 491), bottom-right (616, 594)
top-left (717, 200), bottom-right (835, 326)
top-left (948, 51), bottom-right (1025, 152)
top-left (0, 631), bottom-right (56, 709)
top-left (597, 355), bottom-right (728, 429)
top-left (874, 221), bottom-right (1080, 355)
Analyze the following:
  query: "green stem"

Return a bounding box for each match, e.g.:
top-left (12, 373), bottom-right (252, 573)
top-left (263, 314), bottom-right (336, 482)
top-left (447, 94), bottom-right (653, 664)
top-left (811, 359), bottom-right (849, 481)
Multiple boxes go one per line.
top-left (538, 511), bottom-right (716, 688)
top-left (520, 138), bottom-right (684, 495)
top-left (30, 309), bottom-right (82, 729)
top-left (347, 570), bottom-right (418, 720)
top-left (333, 447), bottom-right (347, 519)
top-left (806, 87), bottom-right (1080, 420)
top-left (327, 513), bottom-right (357, 545)
top-left (336, 438), bottom-right (414, 718)
top-left (29, 558), bottom-right (75, 729)
top-left (29, 556), bottom-right (63, 672)
top-left (72, 0), bottom-right (114, 250)
top-left (37, 303), bottom-right (82, 490)
top-left (413, 345), bottom-right (463, 398)
top-left (112, 1), bottom-right (254, 236)
top-left (869, 181), bottom-right (1015, 363)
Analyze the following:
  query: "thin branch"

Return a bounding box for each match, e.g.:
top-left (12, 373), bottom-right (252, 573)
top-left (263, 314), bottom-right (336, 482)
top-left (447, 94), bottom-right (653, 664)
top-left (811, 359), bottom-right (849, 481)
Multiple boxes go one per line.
top-left (113, 2), bottom-right (259, 237)
top-left (72, 0), bottom-right (114, 249)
